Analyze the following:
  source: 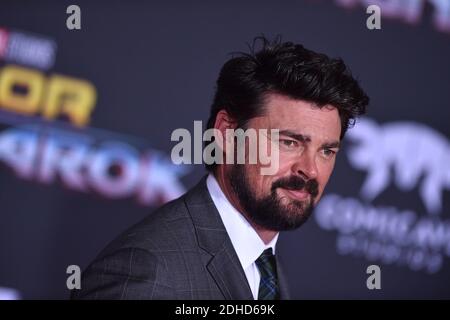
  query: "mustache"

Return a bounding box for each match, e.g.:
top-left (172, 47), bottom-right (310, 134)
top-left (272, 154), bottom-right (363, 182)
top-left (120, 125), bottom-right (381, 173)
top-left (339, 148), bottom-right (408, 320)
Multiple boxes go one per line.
top-left (271, 175), bottom-right (319, 198)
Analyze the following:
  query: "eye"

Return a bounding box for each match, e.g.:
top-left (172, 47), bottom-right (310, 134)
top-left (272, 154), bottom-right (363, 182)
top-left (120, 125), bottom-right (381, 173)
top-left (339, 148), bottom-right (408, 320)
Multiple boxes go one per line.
top-left (280, 139), bottom-right (299, 149)
top-left (321, 148), bottom-right (337, 159)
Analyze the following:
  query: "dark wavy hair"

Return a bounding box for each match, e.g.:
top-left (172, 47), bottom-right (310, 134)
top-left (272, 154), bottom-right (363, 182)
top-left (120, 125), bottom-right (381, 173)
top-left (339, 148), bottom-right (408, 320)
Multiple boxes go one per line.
top-left (205, 36), bottom-right (369, 171)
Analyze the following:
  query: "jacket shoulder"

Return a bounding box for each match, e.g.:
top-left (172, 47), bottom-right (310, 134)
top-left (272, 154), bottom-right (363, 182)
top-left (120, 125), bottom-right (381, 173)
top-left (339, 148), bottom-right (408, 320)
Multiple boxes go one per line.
top-left (72, 195), bottom-right (198, 299)
top-left (99, 194), bottom-right (197, 258)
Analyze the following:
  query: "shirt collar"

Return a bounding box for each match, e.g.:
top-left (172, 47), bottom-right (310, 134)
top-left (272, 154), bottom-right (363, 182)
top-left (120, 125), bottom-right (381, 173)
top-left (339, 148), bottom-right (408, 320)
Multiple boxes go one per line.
top-left (206, 174), bottom-right (279, 270)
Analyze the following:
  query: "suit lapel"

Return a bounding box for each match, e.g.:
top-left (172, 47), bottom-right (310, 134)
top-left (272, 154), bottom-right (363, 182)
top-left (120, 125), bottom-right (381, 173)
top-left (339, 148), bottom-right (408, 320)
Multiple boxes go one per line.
top-left (276, 254), bottom-right (291, 300)
top-left (206, 245), bottom-right (254, 299)
top-left (183, 176), bottom-right (254, 300)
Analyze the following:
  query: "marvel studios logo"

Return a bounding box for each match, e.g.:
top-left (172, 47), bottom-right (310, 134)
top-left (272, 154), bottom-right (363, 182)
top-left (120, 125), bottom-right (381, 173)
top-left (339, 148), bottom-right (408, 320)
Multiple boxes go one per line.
top-left (0, 27), bottom-right (56, 71)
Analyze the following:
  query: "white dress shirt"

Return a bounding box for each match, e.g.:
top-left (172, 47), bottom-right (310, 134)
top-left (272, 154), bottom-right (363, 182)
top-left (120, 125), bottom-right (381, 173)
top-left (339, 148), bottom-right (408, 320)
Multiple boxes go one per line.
top-left (206, 174), bottom-right (279, 300)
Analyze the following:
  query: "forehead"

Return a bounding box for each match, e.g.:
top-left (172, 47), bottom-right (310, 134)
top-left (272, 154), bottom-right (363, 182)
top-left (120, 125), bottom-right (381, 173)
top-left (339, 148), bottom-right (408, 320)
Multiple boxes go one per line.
top-left (254, 93), bottom-right (342, 142)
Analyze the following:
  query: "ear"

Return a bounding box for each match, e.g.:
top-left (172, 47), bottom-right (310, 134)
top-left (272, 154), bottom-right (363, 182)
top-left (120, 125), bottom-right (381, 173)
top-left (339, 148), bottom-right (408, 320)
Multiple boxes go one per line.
top-left (213, 109), bottom-right (238, 158)
top-left (214, 109), bottom-right (237, 139)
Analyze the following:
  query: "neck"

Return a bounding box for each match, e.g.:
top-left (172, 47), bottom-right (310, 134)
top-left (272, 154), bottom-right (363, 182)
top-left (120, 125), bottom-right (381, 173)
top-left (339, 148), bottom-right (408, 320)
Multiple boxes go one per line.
top-left (213, 166), bottom-right (278, 245)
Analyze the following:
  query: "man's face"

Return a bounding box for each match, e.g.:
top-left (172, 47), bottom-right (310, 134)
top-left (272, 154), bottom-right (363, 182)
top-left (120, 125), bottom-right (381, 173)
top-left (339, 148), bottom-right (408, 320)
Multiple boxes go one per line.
top-left (228, 93), bottom-right (341, 231)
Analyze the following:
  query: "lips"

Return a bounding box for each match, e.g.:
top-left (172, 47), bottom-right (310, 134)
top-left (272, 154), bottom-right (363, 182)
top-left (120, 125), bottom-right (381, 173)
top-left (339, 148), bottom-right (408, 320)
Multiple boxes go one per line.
top-left (281, 188), bottom-right (310, 200)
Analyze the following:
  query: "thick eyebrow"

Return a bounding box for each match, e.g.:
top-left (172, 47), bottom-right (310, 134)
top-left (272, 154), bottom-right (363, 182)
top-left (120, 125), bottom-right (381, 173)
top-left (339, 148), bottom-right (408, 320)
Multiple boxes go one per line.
top-left (279, 130), bottom-right (340, 149)
top-left (321, 141), bottom-right (340, 149)
top-left (279, 130), bottom-right (311, 143)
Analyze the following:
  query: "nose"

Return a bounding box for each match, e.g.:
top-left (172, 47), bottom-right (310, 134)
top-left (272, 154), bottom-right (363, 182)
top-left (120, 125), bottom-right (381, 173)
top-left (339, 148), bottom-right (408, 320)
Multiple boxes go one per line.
top-left (291, 152), bottom-right (318, 181)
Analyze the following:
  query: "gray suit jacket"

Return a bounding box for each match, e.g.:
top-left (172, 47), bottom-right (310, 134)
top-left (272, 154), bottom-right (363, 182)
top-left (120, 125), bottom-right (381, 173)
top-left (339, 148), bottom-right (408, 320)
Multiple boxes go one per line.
top-left (72, 176), bottom-right (290, 300)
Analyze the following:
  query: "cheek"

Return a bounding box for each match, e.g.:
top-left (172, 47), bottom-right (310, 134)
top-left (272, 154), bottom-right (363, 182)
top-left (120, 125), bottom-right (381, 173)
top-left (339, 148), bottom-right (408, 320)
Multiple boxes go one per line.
top-left (277, 152), bottom-right (297, 174)
top-left (254, 151), bottom-right (292, 188)
top-left (245, 164), bottom-right (273, 196)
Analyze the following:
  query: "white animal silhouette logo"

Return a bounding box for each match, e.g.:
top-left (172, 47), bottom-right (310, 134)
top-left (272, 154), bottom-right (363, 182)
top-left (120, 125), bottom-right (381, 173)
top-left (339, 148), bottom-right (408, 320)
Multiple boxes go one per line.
top-left (346, 118), bottom-right (450, 215)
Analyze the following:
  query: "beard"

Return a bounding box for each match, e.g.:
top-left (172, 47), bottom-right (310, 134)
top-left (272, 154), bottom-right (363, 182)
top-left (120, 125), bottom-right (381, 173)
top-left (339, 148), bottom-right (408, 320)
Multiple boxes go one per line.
top-left (229, 164), bottom-right (319, 231)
